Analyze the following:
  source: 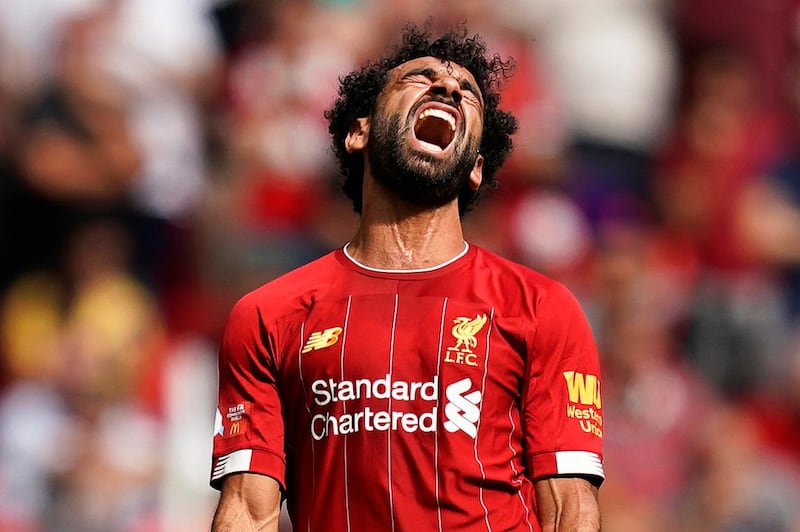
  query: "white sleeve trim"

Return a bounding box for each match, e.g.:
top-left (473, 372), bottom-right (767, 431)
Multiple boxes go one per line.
top-left (212, 449), bottom-right (253, 482)
top-left (555, 451), bottom-right (605, 479)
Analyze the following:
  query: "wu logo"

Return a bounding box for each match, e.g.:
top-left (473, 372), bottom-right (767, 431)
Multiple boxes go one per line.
top-left (562, 371), bottom-right (602, 408)
top-left (445, 314), bottom-right (487, 367)
top-left (443, 377), bottom-right (482, 438)
top-left (303, 327), bottom-right (343, 353)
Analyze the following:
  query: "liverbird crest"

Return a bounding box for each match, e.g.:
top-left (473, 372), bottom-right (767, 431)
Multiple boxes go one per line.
top-left (450, 314), bottom-right (488, 352)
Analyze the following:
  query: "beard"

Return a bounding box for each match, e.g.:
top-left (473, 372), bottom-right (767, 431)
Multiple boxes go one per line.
top-left (366, 112), bottom-right (480, 210)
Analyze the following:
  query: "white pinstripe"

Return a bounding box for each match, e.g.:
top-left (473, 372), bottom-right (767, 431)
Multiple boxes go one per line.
top-left (340, 296), bottom-right (353, 532)
top-left (507, 401), bottom-right (534, 532)
top-left (506, 401), bottom-right (522, 482)
top-left (434, 297), bottom-right (449, 532)
top-left (297, 321), bottom-right (315, 532)
top-left (473, 308), bottom-right (495, 531)
top-left (387, 294), bottom-right (399, 532)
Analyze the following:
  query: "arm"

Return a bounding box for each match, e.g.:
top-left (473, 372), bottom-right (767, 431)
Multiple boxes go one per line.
top-left (534, 477), bottom-right (600, 532)
top-left (210, 295), bottom-right (287, 529)
top-left (212, 473), bottom-right (282, 532)
top-left (522, 282), bottom-right (604, 529)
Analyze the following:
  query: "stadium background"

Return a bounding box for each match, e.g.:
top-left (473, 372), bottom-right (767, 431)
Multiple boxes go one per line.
top-left (1, 0), bottom-right (800, 530)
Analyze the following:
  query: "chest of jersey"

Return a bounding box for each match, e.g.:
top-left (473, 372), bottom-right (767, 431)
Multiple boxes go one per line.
top-left (277, 287), bottom-right (526, 445)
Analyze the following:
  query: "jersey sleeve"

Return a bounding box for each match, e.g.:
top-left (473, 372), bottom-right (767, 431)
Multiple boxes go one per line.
top-left (521, 281), bottom-right (604, 484)
top-left (210, 293), bottom-right (287, 491)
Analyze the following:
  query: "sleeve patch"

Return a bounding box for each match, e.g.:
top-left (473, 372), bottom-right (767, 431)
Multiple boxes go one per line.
top-left (216, 402), bottom-right (253, 439)
top-left (562, 371), bottom-right (603, 438)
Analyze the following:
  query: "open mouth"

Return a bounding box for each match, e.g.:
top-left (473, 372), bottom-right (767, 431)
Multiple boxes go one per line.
top-left (413, 106), bottom-right (457, 153)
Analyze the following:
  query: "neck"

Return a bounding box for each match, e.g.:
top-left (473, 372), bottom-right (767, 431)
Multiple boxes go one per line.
top-left (347, 179), bottom-right (467, 270)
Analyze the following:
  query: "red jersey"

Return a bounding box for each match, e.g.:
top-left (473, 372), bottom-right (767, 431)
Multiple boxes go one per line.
top-left (211, 243), bottom-right (604, 531)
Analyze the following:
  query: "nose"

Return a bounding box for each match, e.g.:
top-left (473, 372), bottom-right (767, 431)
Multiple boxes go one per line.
top-left (431, 76), bottom-right (462, 105)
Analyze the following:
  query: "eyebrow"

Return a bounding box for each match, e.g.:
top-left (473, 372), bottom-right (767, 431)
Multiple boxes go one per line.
top-left (400, 66), bottom-right (483, 104)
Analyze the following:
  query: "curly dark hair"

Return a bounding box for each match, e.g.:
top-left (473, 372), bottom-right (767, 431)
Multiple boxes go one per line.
top-left (324, 22), bottom-right (518, 216)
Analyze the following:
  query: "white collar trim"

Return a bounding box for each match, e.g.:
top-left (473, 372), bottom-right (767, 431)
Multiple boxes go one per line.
top-left (343, 242), bottom-right (469, 273)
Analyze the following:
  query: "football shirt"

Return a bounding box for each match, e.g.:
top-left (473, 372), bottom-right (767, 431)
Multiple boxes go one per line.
top-left (212, 243), bottom-right (604, 531)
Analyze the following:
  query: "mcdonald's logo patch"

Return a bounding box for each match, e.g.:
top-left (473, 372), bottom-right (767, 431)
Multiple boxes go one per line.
top-left (220, 402), bottom-right (251, 439)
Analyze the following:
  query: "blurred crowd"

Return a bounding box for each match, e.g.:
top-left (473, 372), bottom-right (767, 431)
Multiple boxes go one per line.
top-left (2, 0), bottom-right (800, 530)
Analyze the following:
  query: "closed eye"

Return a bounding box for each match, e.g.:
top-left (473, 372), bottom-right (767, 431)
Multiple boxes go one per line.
top-left (399, 66), bottom-right (483, 108)
top-left (459, 81), bottom-right (483, 107)
top-left (404, 75), bottom-right (433, 86)
top-left (400, 67), bottom-right (438, 84)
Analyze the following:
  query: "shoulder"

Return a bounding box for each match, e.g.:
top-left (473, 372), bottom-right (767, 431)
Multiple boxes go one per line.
top-left (471, 244), bottom-right (572, 302)
top-left (468, 245), bottom-right (588, 326)
top-left (228, 250), bottom-right (342, 324)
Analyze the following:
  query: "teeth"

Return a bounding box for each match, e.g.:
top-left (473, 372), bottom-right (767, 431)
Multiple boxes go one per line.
top-left (418, 108), bottom-right (456, 131)
top-left (418, 140), bottom-right (443, 152)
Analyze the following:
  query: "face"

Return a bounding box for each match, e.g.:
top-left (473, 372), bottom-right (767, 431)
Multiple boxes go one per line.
top-left (348, 56), bottom-right (486, 209)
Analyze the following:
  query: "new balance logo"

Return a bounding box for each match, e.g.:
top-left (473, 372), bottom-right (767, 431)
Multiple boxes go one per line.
top-left (303, 327), bottom-right (343, 353)
top-left (443, 377), bottom-right (482, 438)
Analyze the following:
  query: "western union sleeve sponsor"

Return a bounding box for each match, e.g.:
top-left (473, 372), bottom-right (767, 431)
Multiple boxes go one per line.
top-left (562, 371), bottom-right (602, 408)
top-left (563, 371), bottom-right (603, 438)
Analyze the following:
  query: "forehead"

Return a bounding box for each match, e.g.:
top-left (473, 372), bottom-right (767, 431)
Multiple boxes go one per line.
top-left (387, 56), bottom-right (480, 89)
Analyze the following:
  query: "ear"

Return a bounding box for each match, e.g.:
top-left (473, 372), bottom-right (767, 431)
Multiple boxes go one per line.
top-left (345, 117), bottom-right (370, 153)
top-left (468, 153), bottom-right (484, 191)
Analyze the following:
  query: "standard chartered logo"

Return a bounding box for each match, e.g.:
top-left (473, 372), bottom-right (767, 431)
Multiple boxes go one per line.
top-left (443, 377), bottom-right (482, 438)
top-left (311, 374), bottom-right (437, 406)
top-left (308, 374), bottom-right (483, 441)
top-left (310, 374), bottom-right (438, 441)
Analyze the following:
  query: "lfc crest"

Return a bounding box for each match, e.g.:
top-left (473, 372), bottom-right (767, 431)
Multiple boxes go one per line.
top-left (444, 314), bottom-right (487, 366)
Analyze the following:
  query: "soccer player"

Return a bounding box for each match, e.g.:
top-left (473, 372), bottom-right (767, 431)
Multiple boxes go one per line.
top-left (211, 23), bottom-right (604, 531)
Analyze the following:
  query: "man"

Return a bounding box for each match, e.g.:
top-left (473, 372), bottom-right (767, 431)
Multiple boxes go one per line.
top-left (211, 23), bottom-right (604, 531)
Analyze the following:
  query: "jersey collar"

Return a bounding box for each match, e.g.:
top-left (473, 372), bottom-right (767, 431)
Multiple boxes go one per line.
top-left (342, 241), bottom-right (470, 274)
